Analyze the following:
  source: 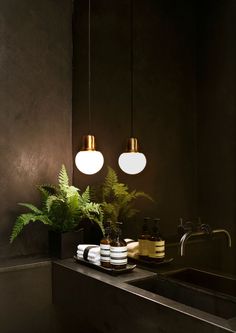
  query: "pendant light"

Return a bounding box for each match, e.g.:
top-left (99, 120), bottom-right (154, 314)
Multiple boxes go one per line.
top-left (75, 0), bottom-right (104, 175)
top-left (118, 0), bottom-right (146, 175)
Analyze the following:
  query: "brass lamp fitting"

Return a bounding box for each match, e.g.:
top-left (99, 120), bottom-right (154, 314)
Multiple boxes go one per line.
top-left (126, 137), bottom-right (139, 152)
top-left (82, 135), bottom-right (96, 151)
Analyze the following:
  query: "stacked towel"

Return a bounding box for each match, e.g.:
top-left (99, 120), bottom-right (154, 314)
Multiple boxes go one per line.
top-left (77, 244), bottom-right (100, 265)
top-left (124, 239), bottom-right (139, 259)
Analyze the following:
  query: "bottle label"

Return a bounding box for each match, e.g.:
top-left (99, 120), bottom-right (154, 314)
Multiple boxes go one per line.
top-left (100, 244), bottom-right (110, 263)
top-left (110, 246), bottom-right (127, 265)
top-left (110, 246), bottom-right (127, 252)
top-left (100, 244), bottom-right (110, 250)
top-left (148, 240), bottom-right (165, 259)
top-left (138, 239), bottom-right (149, 256)
top-left (155, 240), bottom-right (165, 246)
top-left (110, 258), bottom-right (128, 265)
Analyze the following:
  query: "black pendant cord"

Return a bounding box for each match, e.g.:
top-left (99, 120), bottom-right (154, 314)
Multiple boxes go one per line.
top-left (88, 0), bottom-right (92, 134)
top-left (130, 0), bottom-right (134, 138)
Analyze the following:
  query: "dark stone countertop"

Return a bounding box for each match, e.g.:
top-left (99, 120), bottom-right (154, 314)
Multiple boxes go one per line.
top-left (0, 255), bottom-right (51, 273)
top-left (54, 258), bottom-right (236, 333)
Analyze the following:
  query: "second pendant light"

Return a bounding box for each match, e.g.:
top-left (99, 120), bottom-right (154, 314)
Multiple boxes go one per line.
top-left (118, 138), bottom-right (146, 175)
top-left (118, 0), bottom-right (147, 175)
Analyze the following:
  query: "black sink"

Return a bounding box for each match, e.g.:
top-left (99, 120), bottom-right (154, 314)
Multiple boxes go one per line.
top-left (165, 268), bottom-right (236, 299)
top-left (128, 272), bottom-right (236, 319)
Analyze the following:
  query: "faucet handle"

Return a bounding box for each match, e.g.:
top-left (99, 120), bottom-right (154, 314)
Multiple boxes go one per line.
top-left (177, 218), bottom-right (194, 235)
top-left (185, 221), bottom-right (194, 231)
top-left (200, 223), bottom-right (212, 235)
top-left (197, 217), bottom-right (202, 228)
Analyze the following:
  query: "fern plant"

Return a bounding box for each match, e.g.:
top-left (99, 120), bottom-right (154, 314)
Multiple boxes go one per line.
top-left (93, 166), bottom-right (153, 228)
top-left (10, 165), bottom-right (104, 243)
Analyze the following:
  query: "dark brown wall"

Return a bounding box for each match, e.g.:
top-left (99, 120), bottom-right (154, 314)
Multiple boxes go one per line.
top-left (1, 0), bottom-right (233, 270)
top-left (0, 0), bottom-right (72, 259)
top-left (197, 0), bottom-right (236, 273)
top-left (73, 0), bottom-right (197, 239)
top-left (73, 0), bottom-right (236, 274)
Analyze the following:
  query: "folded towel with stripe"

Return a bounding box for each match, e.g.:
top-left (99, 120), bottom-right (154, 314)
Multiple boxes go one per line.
top-left (77, 244), bottom-right (100, 264)
top-left (124, 239), bottom-right (139, 259)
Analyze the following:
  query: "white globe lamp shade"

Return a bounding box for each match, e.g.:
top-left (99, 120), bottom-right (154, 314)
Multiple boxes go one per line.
top-left (75, 135), bottom-right (104, 175)
top-left (118, 137), bottom-right (146, 175)
top-left (118, 152), bottom-right (146, 175)
top-left (75, 150), bottom-right (104, 175)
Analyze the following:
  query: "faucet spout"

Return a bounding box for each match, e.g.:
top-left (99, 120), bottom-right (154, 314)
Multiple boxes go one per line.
top-left (179, 225), bottom-right (232, 256)
top-left (212, 228), bottom-right (232, 248)
top-left (180, 231), bottom-right (205, 256)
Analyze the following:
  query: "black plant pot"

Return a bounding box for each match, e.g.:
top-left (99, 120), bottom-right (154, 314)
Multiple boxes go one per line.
top-left (79, 219), bottom-right (103, 245)
top-left (49, 229), bottom-right (84, 259)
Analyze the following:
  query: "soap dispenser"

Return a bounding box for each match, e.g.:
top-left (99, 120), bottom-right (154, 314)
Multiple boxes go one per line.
top-left (148, 218), bottom-right (165, 262)
top-left (138, 217), bottom-right (151, 259)
top-left (100, 220), bottom-right (112, 268)
top-left (110, 222), bottom-right (127, 269)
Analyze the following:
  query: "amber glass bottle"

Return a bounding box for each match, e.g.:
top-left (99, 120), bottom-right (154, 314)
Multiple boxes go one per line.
top-left (138, 217), bottom-right (150, 259)
top-left (110, 222), bottom-right (127, 269)
top-left (148, 218), bottom-right (165, 262)
top-left (100, 221), bottom-right (112, 268)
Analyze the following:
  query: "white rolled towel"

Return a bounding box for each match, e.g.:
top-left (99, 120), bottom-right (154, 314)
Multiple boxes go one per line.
top-left (124, 239), bottom-right (139, 253)
top-left (77, 251), bottom-right (100, 258)
top-left (77, 244), bottom-right (98, 251)
top-left (77, 244), bottom-right (100, 263)
top-left (77, 251), bottom-right (100, 262)
top-left (124, 239), bottom-right (139, 259)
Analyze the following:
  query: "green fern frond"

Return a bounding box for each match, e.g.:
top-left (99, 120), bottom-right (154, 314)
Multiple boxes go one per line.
top-left (92, 166), bottom-right (154, 224)
top-left (67, 194), bottom-right (80, 217)
top-left (10, 164), bottom-right (105, 242)
top-left (37, 186), bottom-right (50, 206)
top-left (31, 214), bottom-right (52, 226)
top-left (65, 186), bottom-right (79, 198)
top-left (81, 202), bottom-right (105, 235)
top-left (82, 186), bottom-right (90, 203)
top-left (10, 213), bottom-right (37, 243)
top-left (58, 164), bottom-right (69, 188)
top-left (112, 183), bottom-right (129, 197)
top-left (133, 191), bottom-right (154, 202)
top-left (102, 166), bottom-right (118, 199)
top-left (101, 202), bottom-right (119, 223)
top-left (89, 185), bottom-right (97, 202)
top-left (81, 202), bottom-right (99, 216)
top-left (18, 203), bottom-right (42, 214)
top-left (46, 195), bottom-right (60, 212)
top-left (37, 184), bottom-right (58, 195)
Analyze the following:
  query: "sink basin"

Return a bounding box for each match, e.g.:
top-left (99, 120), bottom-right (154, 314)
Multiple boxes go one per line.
top-left (165, 268), bottom-right (236, 299)
top-left (128, 272), bottom-right (236, 319)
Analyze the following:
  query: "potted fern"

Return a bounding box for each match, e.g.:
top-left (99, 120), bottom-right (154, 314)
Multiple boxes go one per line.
top-left (93, 167), bottom-right (153, 230)
top-left (10, 165), bottom-right (104, 258)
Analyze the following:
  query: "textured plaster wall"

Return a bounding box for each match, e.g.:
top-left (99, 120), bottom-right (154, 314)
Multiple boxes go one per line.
top-left (0, 0), bottom-right (72, 259)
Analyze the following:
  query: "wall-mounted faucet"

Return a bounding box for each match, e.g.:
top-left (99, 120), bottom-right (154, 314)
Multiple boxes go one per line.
top-left (178, 218), bottom-right (232, 256)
